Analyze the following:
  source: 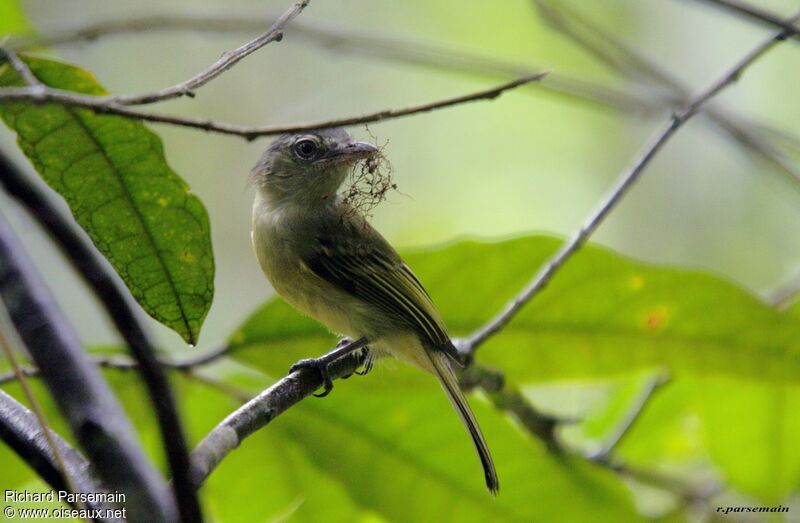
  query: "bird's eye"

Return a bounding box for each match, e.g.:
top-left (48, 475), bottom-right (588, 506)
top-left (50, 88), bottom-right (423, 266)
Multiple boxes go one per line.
top-left (293, 138), bottom-right (319, 160)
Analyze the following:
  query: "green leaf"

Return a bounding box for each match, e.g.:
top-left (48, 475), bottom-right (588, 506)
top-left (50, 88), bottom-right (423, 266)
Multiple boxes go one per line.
top-left (0, 0), bottom-right (30, 35)
top-left (0, 56), bottom-right (214, 344)
top-left (272, 370), bottom-right (643, 522)
top-left (230, 235), bottom-right (800, 383)
top-left (694, 378), bottom-right (800, 502)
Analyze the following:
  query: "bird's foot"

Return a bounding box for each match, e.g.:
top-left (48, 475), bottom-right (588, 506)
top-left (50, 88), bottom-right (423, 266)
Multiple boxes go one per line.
top-left (355, 349), bottom-right (374, 376)
top-left (290, 358), bottom-right (334, 397)
top-left (290, 337), bottom-right (370, 397)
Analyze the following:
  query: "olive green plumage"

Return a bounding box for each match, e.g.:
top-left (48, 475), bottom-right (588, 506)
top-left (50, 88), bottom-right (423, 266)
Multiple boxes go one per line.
top-left (250, 128), bottom-right (498, 493)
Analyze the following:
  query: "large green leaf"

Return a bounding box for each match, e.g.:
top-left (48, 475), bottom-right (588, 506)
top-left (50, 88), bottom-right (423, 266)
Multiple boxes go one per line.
top-left (0, 56), bottom-right (214, 344)
top-left (229, 235), bottom-right (800, 383)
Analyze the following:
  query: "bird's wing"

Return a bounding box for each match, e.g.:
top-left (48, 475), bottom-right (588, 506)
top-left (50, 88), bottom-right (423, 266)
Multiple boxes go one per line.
top-left (303, 217), bottom-right (460, 362)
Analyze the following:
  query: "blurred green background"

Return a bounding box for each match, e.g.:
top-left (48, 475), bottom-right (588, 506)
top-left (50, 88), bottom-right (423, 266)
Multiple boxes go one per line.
top-left (3, 1), bottom-right (800, 521)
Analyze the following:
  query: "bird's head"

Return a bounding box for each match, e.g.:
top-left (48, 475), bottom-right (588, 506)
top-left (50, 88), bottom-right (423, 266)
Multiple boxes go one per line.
top-left (251, 128), bottom-right (379, 205)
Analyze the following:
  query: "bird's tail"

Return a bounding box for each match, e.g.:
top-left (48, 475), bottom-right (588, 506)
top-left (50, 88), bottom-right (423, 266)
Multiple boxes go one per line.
top-left (427, 350), bottom-right (499, 494)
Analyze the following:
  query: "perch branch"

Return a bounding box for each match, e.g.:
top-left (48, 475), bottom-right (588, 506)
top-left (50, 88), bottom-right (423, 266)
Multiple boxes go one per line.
top-left (769, 271), bottom-right (800, 310)
top-left (0, 344), bottom-right (718, 503)
top-left (0, 213), bottom-right (176, 522)
top-left (0, 153), bottom-right (202, 522)
top-left (187, 348), bottom-right (366, 488)
top-left (0, 70), bottom-right (548, 140)
top-left (463, 10), bottom-right (800, 354)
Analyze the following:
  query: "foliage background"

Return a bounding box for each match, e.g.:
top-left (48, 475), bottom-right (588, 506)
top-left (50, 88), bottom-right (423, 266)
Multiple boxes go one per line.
top-left (2, 0), bottom-right (800, 521)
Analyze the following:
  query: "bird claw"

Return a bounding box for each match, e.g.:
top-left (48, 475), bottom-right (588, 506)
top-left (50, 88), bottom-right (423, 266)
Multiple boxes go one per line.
top-left (290, 358), bottom-right (334, 397)
top-left (355, 350), bottom-right (374, 376)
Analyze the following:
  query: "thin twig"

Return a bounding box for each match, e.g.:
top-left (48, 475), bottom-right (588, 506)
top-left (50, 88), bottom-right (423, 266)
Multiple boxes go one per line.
top-left (0, 72), bottom-right (549, 140)
top-left (0, 47), bottom-right (42, 88)
top-left (532, 0), bottom-right (800, 187)
top-left (691, 0), bottom-right (800, 35)
top-left (769, 271), bottom-right (800, 310)
top-left (0, 154), bottom-right (203, 522)
top-left (112, 1), bottom-right (310, 105)
top-left (458, 364), bottom-right (562, 451)
top-left (0, 212), bottom-right (176, 522)
top-left (586, 376), bottom-right (669, 462)
top-left (8, 13), bottom-right (656, 114)
top-left (0, 344), bottom-right (233, 386)
top-left (463, 10), bottom-right (800, 354)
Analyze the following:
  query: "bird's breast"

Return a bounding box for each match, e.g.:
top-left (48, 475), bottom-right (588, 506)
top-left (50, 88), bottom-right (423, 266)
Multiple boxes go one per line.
top-left (251, 203), bottom-right (360, 337)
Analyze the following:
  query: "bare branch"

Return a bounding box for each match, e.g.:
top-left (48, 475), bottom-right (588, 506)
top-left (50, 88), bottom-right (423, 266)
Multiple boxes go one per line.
top-left (586, 376), bottom-right (669, 462)
top-left (459, 364), bottom-right (562, 452)
top-left (691, 0), bottom-right (800, 35)
top-left (0, 72), bottom-right (548, 140)
top-left (0, 47), bottom-right (42, 88)
top-left (188, 348), bottom-right (366, 488)
top-left (0, 343), bottom-right (232, 386)
top-left (11, 9), bottom-right (800, 187)
top-left (0, 213), bottom-right (177, 522)
top-left (112, 1), bottom-right (310, 105)
top-left (463, 10), bottom-right (800, 354)
top-left (769, 271), bottom-right (800, 310)
top-left (532, 0), bottom-right (800, 188)
top-left (8, 13), bottom-right (656, 114)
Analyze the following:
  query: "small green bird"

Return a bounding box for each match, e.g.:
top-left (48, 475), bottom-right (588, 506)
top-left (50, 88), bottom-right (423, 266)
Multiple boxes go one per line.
top-left (250, 128), bottom-right (498, 494)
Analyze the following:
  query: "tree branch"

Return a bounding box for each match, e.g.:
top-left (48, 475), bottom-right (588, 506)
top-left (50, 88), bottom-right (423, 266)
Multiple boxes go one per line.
top-left (0, 390), bottom-right (121, 522)
top-left (8, 13), bottom-right (656, 115)
top-left (187, 349), bottom-right (366, 488)
top-left (0, 72), bottom-right (548, 140)
top-left (586, 376), bottom-right (669, 462)
top-left (13, 11), bottom-right (800, 160)
top-left (0, 213), bottom-right (176, 522)
top-left (691, 0), bottom-right (800, 35)
top-left (111, 0), bottom-right (310, 105)
top-left (0, 344), bottom-right (232, 386)
top-left (462, 10), bottom-right (800, 354)
top-left (769, 271), bottom-right (800, 310)
top-left (532, 0), bottom-right (800, 187)
top-left (0, 154), bottom-right (202, 522)
top-left (0, 47), bottom-right (42, 88)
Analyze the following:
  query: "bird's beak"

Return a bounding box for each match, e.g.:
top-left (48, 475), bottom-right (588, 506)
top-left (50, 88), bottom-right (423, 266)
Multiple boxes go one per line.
top-left (347, 141), bottom-right (380, 157)
top-left (324, 141), bottom-right (379, 163)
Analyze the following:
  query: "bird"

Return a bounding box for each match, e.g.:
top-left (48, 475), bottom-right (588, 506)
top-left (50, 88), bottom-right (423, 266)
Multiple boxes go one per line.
top-left (249, 127), bottom-right (498, 494)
